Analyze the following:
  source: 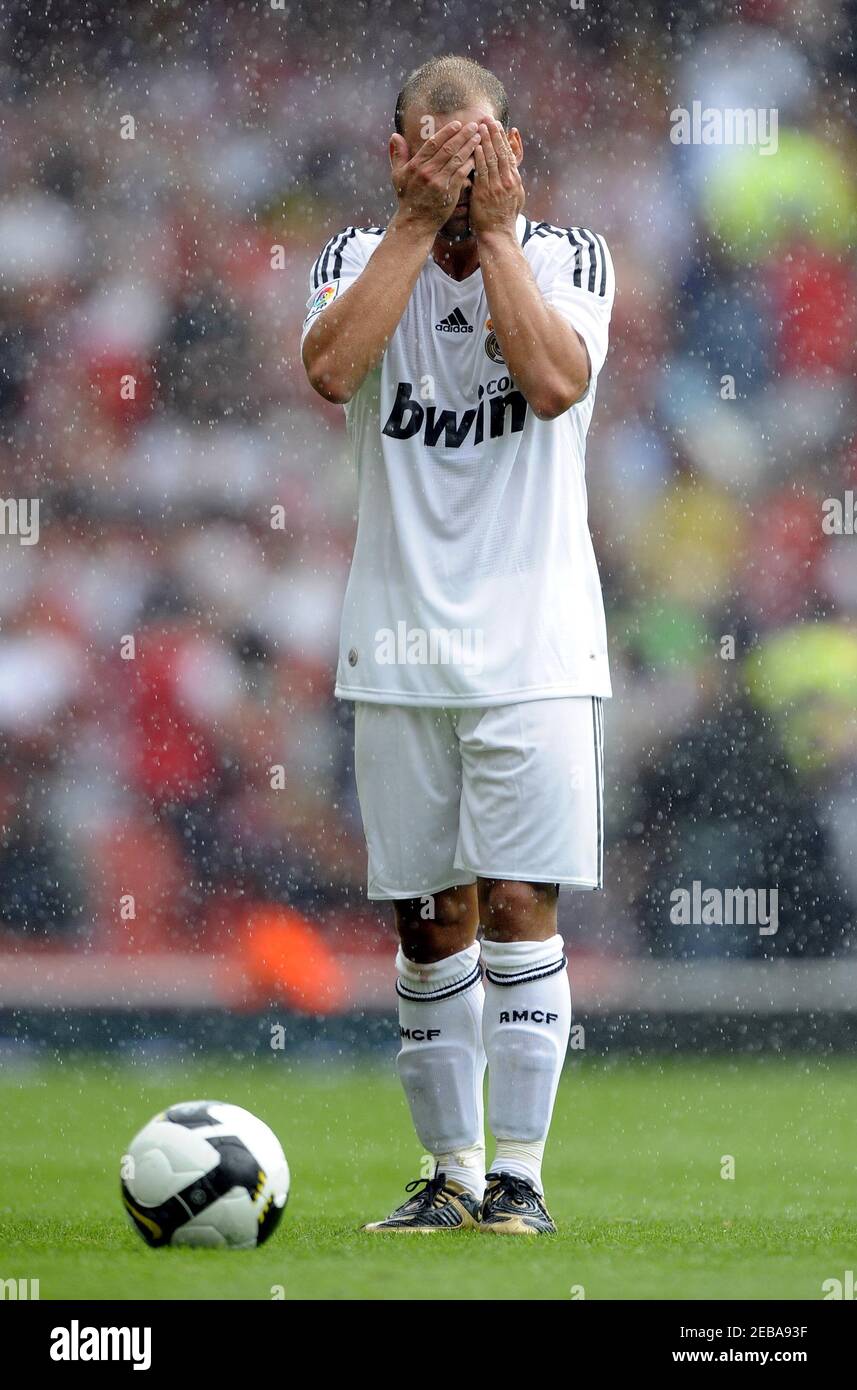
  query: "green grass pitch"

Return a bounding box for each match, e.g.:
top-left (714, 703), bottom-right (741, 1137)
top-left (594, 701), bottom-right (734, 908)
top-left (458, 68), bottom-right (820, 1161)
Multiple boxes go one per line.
top-left (2, 1054), bottom-right (855, 1300)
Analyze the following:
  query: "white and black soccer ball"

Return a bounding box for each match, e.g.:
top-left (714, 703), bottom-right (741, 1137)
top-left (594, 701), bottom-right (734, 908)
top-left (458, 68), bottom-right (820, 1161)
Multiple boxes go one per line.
top-left (121, 1101), bottom-right (289, 1249)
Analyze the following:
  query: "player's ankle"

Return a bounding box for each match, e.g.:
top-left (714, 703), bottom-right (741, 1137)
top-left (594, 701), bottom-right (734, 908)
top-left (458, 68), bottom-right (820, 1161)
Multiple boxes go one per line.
top-left (490, 1140), bottom-right (546, 1196)
top-left (434, 1145), bottom-right (486, 1200)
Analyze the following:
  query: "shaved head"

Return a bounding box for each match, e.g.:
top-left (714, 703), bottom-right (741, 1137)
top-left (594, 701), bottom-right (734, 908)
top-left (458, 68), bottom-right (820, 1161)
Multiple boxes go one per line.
top-left (394, 54), bottom-right (509, 135)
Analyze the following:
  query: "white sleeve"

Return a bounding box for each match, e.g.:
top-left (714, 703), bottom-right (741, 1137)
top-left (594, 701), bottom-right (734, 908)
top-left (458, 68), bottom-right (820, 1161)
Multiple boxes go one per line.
top-left (541, 228), bottom-right (615, 381)
top-left (300, 227), bottom-right (370, 348)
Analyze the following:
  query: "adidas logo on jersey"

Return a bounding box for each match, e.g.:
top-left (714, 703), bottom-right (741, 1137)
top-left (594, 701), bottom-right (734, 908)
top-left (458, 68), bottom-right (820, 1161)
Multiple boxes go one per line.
top-left (435, 308), bottom-right (473, 333)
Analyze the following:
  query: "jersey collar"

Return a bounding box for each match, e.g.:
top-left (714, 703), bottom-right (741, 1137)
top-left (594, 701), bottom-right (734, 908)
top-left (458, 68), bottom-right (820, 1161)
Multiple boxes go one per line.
top-left (428, 214), bottom-right (529, 284)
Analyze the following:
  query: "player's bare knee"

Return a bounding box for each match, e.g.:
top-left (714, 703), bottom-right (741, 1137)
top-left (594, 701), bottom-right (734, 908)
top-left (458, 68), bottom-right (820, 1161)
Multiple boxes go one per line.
top-left (394, 884), bottom-right (479, 962)
top-left (479, 878), bottom-right (558, 941)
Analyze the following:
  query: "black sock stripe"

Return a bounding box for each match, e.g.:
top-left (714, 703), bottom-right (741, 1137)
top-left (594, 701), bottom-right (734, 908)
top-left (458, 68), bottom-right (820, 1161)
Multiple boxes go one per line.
top-left (484, 954), bottom-right (567, 987)
top-left (397, 961), bottom-right (483, 1003)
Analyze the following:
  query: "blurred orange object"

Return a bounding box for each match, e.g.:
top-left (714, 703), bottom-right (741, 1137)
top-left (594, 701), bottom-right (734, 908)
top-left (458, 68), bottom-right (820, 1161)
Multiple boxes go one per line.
top-left (240, 906), bottom-right (348, 1015)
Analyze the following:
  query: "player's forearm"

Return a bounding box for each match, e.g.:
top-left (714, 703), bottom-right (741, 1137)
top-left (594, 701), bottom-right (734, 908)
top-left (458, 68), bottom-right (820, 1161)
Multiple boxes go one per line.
top-left (477, 229), bottom-right (590, 419)
top-left (302, 212), bottom-right (436, 404)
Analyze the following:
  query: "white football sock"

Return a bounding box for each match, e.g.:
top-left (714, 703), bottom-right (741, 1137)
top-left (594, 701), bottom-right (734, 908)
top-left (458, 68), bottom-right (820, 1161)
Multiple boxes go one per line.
top-left (396, 942), bottom-right (486, 1199)
top-left (481, 934), bottom-right (571, 1195)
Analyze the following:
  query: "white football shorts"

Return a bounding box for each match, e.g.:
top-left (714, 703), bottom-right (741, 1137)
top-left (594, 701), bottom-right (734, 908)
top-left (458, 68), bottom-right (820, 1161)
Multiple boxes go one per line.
top-left (353, 696), bottom-right (604, 900)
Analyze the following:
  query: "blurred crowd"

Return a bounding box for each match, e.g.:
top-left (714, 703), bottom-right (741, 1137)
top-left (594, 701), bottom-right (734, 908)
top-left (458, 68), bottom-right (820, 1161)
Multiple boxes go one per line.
top-left (1, 0), bottom-right (856, 963)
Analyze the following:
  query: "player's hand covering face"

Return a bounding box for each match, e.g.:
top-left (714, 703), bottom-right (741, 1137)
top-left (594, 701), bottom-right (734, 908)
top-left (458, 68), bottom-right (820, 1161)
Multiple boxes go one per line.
top-left (389, 119), bottom-right (482, 232)
top-left (469, 117), bottom-right (526, 235)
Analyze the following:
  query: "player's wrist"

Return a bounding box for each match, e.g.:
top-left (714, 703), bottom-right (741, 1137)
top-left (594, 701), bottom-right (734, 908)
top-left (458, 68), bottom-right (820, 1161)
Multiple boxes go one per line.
top-left (474, 222), bottom-right (520, 250)
top-left (389, 206), bottom-right (442, 242)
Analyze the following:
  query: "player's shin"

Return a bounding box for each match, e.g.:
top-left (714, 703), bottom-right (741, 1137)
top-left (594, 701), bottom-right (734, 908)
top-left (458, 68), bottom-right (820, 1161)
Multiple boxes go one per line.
top-left (396, 942), bottom-right (486, 1199)
top-left (480, 935), bottom-right (571, 1195)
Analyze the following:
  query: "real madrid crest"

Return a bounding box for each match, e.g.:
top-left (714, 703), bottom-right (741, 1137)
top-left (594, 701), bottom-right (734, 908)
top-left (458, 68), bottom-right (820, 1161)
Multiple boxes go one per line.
top-left (484, 317), bottom-right (505, 364)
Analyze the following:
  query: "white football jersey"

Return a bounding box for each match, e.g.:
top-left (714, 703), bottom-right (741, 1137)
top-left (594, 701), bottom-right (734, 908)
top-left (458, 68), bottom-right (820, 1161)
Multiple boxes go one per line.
top-left (301, 214), bottom-right (615, 707)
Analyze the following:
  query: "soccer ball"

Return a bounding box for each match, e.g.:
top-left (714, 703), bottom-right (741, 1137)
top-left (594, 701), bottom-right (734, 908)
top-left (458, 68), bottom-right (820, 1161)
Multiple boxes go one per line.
top-left (121, 1100), bottom-right (289, 1249)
